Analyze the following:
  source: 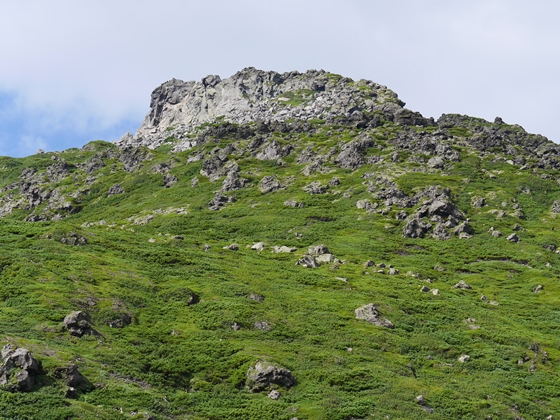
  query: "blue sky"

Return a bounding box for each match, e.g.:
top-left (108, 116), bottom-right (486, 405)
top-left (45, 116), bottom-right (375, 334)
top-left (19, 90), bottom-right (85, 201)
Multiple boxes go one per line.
top-left (1, 1), bottom-right (559, 157)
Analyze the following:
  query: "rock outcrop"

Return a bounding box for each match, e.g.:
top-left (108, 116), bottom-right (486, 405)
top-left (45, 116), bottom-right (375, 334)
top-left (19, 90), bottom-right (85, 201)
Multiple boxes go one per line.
top-left (0, 344), bottom-right (41, 392)
top-left (117, 68), bottom-right (412, 150)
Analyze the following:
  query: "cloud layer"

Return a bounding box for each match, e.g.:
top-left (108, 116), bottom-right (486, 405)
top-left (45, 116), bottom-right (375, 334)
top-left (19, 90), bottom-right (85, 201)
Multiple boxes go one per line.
top-left (1, 0), bottom-right (558, 156)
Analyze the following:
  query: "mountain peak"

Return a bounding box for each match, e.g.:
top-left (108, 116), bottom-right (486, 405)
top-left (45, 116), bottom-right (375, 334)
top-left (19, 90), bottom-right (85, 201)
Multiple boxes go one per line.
top-left (118, 68), bottom-right (425, 150)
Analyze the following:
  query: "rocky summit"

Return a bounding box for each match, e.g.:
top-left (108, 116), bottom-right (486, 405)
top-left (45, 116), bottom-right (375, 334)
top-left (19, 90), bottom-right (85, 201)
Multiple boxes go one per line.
top-left (0, 68), bottom-right (559, 419)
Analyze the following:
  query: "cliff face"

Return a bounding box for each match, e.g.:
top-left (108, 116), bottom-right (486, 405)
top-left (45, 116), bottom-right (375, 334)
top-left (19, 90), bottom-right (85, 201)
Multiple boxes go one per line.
top-left (118, 67), bottom-right (432, 150)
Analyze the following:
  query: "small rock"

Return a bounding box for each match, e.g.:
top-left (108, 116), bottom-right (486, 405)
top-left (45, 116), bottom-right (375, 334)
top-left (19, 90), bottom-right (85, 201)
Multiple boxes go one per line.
top-left (284, 200), bottom-right (304, 208)
top-left (296, 255), bottom-right (319, 268)
top-left (415, 395), bottom-right (425, 404)
top-left (203, 244), bottom-right (211, 251)
top-left (65, 387), bottom-right (78, 399)
top-left (364, 260), bottom-right (375, 268)
top-left (223, 244), bottom-right (239, 251)
top-left (458, 354), bottom-right (470, 363)
top-left (355, 304), bottom-right (394, 328)
top-left (273, 246), bottom-right (297, 253)
top-left (533, 285), bottom-right (544, 293)
top-left (431, 289), bottom-right (439, 295)
top-left (388, 268), bottom-right (399, 275)
top-left (107, 184), bottom-right (125, 197)
top-left (254, 321), bottom-right (271, 331)
top-left (251, 242), bottom-right (265, 251)
top-left (268, 390), bottom-right (281, 400)
top-left (248, 293), bottom-right (264, 302)
top-left (63, 311), bottom-right (95, 337)
top-left (231, 322), bottom-right (241, 331)
top-left (420, 286), bottom-right (431, 293)
top-left (434, 265), bottom-right (445, 271)
top-left (507, 233), bottom-right (520, 242)
top-left (453, 280), bottom-right (472, 290)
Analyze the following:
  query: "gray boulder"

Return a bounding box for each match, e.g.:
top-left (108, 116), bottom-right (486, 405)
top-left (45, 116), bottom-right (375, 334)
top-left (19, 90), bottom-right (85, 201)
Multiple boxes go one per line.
top-left (246, 361), bottom-right (296, 392)
top-left (507, 233), bottom-right (520, 242)
top-left (307, 244), bottom-right (330, 255)
top-left (296, 255), bottom-right (319, 268)
top-left (63, 311), bottom-right (95, 337)
top-left (552, 200), bottom-right (560, 213)
top-left (0, 345), bottom-right (41, 392)
top-left (259, 176), bottom-right (284, 194)
top-left (208, 193), bottom-right (235, 211)
top-left (303, 182), bottom-right (327, 195)
top-left (354, 304), bottom-right (394, 328)
top-left (453, 280), bottom-right (472, 290)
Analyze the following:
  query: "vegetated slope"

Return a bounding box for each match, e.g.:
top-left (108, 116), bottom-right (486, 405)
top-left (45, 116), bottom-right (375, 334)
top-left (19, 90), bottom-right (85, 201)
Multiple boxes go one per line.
top-left (0, 68), bottom-right (559, 420)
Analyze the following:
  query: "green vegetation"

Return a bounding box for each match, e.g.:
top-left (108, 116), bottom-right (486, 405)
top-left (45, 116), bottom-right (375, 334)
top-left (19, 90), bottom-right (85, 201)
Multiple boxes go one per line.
top-left (0, 120), bottom-right (558, 419)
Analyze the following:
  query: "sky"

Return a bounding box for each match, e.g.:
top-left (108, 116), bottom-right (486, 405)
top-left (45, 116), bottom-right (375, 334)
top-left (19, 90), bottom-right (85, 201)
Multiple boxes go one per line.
top-left (0, 1), bottom-right (558, 157)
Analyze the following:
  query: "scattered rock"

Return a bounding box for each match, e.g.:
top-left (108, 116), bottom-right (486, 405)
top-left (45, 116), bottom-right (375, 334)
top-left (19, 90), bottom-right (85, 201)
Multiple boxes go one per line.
top-left (354, 304), bottom-right (394, 328)
top-left (231, 322), bottom-right (241, 331)
top-left (268, 390), bottom-right (281, 400)
top-left (552, 200), bottom-right (560, 214)
top-left (420, 286), bottom-right (431, 293)
top-left (53, 364), bottom-right (84, 388)
top-left (254, 321), bottom-right (271, 331)
top-left (296, 255), bottom-right (319, 268)
top-left (507, 233), bottom-right (520, 242)
top-left (60, 233), bottom-right (87, 246)
top-left (431, 289), bottom-right (440, 295)
top-left (453, 280), bottom-right (472, 290)
top-left (63, 311), bottom-right (96, 337)
top-left (259, 175), bottom-right (284, 194)
top-left (307, 244), bottom-right (330, 255)
top-left (248, 293), bottom-right (264, 302)
top-left (273, 246), bottom-right (297, 253)
top-left (251, 242), bottom-right (265, 251)
top-left (246, 361), bottom-right (296, 392)
top-left (222, 163), bottom-right (247, 191)
top-left (107, 184), bottom-right (125, 197)
top-left (304, 181), bottom-right (327, 195)
top-left (533, 285), bottom-right (544, 293)
top-left (472, 197), bottom-right (486, 208)
top-left (163, 174), bottom-right (178, 188)
top-left (364, 260), bottom-right (375, 268)
top-left (284, 199), bottom-right (304, 208)
top-left (208, 193), bottom-right (235, 211)
top-left (458, 354), bottom-right (470, 363)
top-left (388, 268), bottom-right (399, 275)
top-left (223, 244), bottom-right (239, 251)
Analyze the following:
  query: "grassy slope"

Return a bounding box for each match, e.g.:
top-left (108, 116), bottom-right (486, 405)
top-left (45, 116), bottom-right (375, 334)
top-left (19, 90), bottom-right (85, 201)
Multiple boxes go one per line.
top-left (0, 121), bottom-right (558, 419)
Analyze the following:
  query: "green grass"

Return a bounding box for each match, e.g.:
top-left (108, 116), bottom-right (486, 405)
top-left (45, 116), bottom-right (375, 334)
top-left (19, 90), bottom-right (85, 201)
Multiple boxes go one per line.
top-left (0, 122), bottom-right (557, 419)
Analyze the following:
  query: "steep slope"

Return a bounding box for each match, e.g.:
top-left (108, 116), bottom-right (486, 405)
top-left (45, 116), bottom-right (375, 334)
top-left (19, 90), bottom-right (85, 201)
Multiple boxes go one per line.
top-left (0, 69), bottom-right (558, 419)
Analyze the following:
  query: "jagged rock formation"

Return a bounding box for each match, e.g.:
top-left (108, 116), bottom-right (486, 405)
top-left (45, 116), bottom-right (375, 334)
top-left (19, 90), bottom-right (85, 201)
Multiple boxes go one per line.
top-left (117, 67), bottom-right (422, 150)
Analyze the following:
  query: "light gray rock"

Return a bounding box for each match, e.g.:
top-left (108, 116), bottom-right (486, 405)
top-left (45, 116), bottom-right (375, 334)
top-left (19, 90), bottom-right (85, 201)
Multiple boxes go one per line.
top-left (453, 280), bottom-right (472, 290)
top-left (251, 242), bottom-right (265, 251)
top-left (273, 246), bottom-right (297, 253)
top-left (354, 304), bottom-right (394, 328)
top-left (507, 233), bottom-right (520, 242)
top-left (296, 255), bottom-right (319, 268)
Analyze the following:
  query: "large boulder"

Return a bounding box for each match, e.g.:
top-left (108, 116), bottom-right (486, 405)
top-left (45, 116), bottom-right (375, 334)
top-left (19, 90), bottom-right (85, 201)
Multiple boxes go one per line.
top-left (246, 361), bottom-right (296, 392)
top-left (0, 344), bottom-right (41, 392)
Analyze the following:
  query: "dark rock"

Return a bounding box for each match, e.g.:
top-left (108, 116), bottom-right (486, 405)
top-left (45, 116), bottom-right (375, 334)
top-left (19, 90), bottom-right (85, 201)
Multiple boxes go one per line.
top-left (355, 303), bottom-right (394, 328)
top-left (208, 193), bottom-right (235, 211)
top-left (54, 364), bottom-right (84, 388)
top-left (163, 174), bottom-right (178, 188)
top-left (507, 233), bottom-right (520, 242)
top-left (246, 361), bottom-right (296, 392)
top-left (107, 184), bottom-right (125, 197)
top-left (403, 216), bottom-right (432, 238)
top-left (222, 163), bottom-right (247, 192)
top-left (0, 345), bottom-right (41, 392)
top-left (432, 223), bottom-right (450, 240)
top-left (63, 311), bottom-right (95, 337)
top-left (304, 181), bottom-right (327, 194)
top-left (334, 137), bottom-right (374, 170)
top-left (453, 280), bottom-right (472, 290)
top-left (259, 175), bottom-right (284, 194)
top-left (65, 387), bottom-right (79, 399)
top-left (296, 255), bottom-right (319, 268)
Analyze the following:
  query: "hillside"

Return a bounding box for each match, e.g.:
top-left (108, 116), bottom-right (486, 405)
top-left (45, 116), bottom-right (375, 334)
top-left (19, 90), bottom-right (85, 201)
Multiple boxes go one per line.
top-left (0, 68), bottom-right (559, 419)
